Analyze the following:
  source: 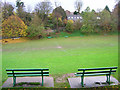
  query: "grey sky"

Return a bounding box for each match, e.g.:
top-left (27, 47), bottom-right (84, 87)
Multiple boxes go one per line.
top-left (2, 0), bottom-right (117, 12)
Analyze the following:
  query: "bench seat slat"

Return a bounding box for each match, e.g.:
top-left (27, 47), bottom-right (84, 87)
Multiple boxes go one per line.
top-left (77, 70), bottom-right (116, 74)
top-left (7, 71), bottom-right (49, 74)
top-left (78, 67), bottom-right (117, 71)
top-left (6, 69), bottom-right (49, 71)
top-left (75, 73), bottom-right (113, 76)
top-left (8, 74), bottom-right (49, 77)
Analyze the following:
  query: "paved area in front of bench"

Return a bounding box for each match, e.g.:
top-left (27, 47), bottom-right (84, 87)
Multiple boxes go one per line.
top-left (68, 76), bottom-right (119, 88)
top-left (2, 76), bottom-right (54, 88)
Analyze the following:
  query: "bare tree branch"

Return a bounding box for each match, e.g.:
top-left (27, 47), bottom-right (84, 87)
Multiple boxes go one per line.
top-left (74, 0), bottom-right (83, 13)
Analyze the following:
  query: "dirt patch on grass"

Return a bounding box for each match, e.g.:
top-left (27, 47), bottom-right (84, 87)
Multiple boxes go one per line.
top-left (55, 73), bottom-right (75, 83)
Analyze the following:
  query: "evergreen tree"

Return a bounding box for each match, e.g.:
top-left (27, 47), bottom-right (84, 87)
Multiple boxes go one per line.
top-left (104, 5), bottom-right (111, 13)
top-left (16, 0), bottom-right (24, 19)
top-left (74, 11), bottom-right (78, 15)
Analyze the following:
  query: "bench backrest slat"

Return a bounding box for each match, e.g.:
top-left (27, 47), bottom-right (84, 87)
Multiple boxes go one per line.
top-left (6, 68), bottom-right (49, 77)
top-left (6, 69), bottom-right (49, 71)
top-left (7, 71), bottom-right (49, 74)
top-left (77, 70), bottom-right (116, 74)
top-left (77, 67), bottom-right (117, 75)
top-left (78, 67), bottom-right (117, 71)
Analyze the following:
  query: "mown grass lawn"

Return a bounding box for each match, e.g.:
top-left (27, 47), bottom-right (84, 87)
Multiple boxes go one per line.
top-left (2, 35), bottom-right (118, 87)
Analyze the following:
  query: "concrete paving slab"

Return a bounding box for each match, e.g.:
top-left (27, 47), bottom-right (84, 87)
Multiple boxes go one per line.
top-left (68, 76), bottom-right (118, 88)
top-left (2, 76), bottom-right (54, 88)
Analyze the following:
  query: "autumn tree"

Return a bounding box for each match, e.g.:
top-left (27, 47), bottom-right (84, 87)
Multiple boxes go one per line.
top-left (113, 1), bottom-right (120, 31)
top-left (52, 6), bottom-right (66, 20)
top-left (2, 15), bottom-right (27, 38)
top-left (110, 1), bottom-right (119, 32)
top-left (63, 19), bottom-right (67, 26)
top-left (52, 6), bottom-right (66, 32)
top-left (58, 17), bottom-right (63, 27)
top-left (99, 9), bottom-right (112, 32)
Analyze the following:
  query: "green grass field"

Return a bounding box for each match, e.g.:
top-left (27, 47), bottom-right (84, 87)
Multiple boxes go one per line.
top-left (2, 35), bottom-right (118, 87)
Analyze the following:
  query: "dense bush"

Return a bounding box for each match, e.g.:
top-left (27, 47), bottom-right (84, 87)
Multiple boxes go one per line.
top-left (27, 24), bottom-right (45, 38)
top-left (46, 14), bottom-right (54, 29)
top-left (63, 19), bottom-right (67, 26)
top-left (65, 20), bottom-right (74, 32)
top-left (81, 8), bottom-right (97, 33)
top-left (80, 7), bottom-right (117, 33)
top-left (27, 14), bottom-right (45, 38)
top-left (99, 10), bottom-right (112, 32)
top-left (58, 17), bottom-right (63, 27)
top-left (2, 15), bottom-right (27, 38)
top-left (74, 20), bottom-right (82, 30)
top-left (81, 24), bottom-right (94, 33)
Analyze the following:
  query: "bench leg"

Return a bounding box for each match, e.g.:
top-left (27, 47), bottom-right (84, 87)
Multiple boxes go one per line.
top-left (106, 75), bottom-right (109, 83)
top-left (13, 76), bottom-right (16, 87)
top-left (42, 75), bottom-right (44, 86)
top-left (108, 74), bottom-right (111, 85)
top-left (81, 76), bottom-right (84, 87)
top-left (106, 74), bottom-right (110, 85)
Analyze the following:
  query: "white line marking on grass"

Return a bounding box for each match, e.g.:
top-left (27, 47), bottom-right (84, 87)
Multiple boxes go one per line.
top-left (54, 42), bottom-right (73, 56)
top-left (18, 48), bottom-right (28, 56)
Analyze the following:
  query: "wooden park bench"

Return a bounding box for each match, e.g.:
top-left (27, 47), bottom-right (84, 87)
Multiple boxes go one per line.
top-left (75, 67), bottom-right (117, 87)
top-left (6, 68), bottom-right (49, 87)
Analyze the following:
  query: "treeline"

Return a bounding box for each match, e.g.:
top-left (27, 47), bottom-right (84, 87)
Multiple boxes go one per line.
top-left (1, 0), bottom-right (119, 39)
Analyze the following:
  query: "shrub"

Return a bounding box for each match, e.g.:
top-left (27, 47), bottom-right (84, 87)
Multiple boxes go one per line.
top-left (58, 17), bottom-right (63, 27)
top-left (81, 10), bottom-right (96, 33)
top-left (27, 24), bottom-right (45, 39)
top-left (2, 15), bottom-right (27, 38)
top-left (65, 20), bottom-right (74, 32)
top-left (63, 19), bottom-right (67, 26)
top-left (81, 24), bottom-right (94, 33)
top-left (26, 14), bottom-right (46, 39)
top-left (99, 10), bottom-right (112, 32)
top-left (74, 20), bottom-right (82, 30)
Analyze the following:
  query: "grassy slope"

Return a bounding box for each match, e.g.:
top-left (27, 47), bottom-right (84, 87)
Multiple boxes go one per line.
top-left (2, 35), bottom-right (118, 85)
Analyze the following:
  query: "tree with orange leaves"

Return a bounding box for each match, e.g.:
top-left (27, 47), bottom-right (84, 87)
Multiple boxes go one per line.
top-left (2, 15), bottom-right (27, 38)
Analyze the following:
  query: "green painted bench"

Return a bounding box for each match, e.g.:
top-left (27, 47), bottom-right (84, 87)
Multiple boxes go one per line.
top-left (75, 67), bottom-right (117, 87)
top-left (6, 68), bottom-right (49, 87)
